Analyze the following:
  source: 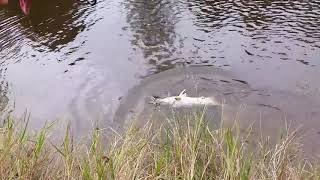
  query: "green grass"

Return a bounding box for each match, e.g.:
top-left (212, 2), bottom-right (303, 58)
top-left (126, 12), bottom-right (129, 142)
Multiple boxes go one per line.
top-left (0, 111), bottom-right (319, 179)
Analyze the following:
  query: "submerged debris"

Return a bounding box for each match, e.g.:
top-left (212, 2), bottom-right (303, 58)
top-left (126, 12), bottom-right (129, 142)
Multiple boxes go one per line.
top-left (151, 90), bottom-right (219, 108)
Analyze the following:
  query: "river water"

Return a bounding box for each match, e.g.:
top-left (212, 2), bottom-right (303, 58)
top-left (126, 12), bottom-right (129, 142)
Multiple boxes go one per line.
top-left (0, 0), bottom-right (320, 152)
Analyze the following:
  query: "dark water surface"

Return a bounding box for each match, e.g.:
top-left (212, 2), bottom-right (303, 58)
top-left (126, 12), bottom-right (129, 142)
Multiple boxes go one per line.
top-left (0, 0), bottom-right (320, 152)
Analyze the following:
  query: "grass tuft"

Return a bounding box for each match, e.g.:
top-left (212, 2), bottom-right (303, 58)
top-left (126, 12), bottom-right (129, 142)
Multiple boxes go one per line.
top-left (0, 111), bottom-right (318, 179)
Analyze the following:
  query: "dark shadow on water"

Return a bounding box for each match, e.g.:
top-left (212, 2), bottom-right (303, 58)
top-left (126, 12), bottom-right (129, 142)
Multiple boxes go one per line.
top-left (0, 0), bottom-right (97, 60)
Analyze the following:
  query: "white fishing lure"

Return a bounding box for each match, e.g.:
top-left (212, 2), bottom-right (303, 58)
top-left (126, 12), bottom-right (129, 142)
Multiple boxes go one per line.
top-left (153, 90), bottom-right (219, 108)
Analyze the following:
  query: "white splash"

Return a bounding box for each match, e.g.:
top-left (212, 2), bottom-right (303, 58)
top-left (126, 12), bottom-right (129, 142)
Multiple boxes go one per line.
top-left (153, 90), bottom-right (219, 108)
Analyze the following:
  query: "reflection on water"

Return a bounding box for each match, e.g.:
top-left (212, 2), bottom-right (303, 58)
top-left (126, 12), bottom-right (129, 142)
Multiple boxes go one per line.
top-left (0, 68), bottom-right (9, 113)
top-left (0, 0), bottom-right (97, 61)
top-left (186, 0), bottom-right (320, 64)
top-left (0, 0), bottom-right (319, 142)
top-left (125, 0), bottom-right (183, 73)
top-left (28, 1), bottom-right (88, 50)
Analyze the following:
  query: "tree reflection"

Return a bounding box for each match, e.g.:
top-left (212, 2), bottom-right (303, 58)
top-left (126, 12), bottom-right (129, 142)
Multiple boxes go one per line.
top-left (186, 0), bottom-right (320, 42)
top-left (27, 0), bottom-right (95, 50)
top-left (0, 0), bottom-right (96, 52)
top-left (125, 0), bottom-right (181, 74)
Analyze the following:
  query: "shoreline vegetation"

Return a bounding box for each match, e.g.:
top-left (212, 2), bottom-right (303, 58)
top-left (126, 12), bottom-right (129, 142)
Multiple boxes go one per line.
top-left (0, 111), bottom-right (319, 179)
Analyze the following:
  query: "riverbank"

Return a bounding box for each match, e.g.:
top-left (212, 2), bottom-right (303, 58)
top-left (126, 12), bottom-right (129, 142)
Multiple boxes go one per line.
top-left (0, 112), bottom-right (318, 179)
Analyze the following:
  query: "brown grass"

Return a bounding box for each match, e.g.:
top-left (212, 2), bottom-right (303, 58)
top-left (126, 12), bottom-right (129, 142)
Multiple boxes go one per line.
top-left (0, 111), bottom-right (319, 179)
